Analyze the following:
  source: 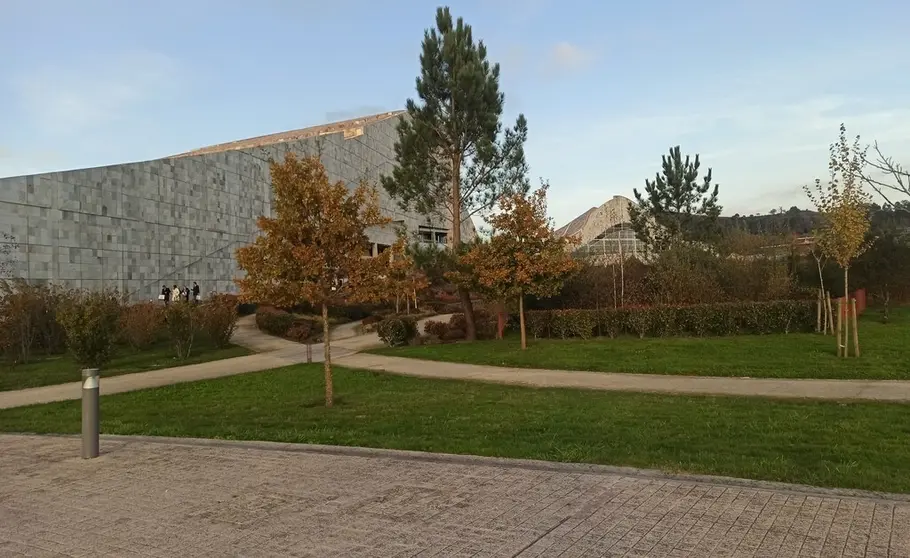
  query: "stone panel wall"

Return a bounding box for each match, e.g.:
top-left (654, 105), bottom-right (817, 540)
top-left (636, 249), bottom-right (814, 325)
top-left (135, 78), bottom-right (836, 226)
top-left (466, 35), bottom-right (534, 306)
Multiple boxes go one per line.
top-left (0, 114), bottom-right (469, 301)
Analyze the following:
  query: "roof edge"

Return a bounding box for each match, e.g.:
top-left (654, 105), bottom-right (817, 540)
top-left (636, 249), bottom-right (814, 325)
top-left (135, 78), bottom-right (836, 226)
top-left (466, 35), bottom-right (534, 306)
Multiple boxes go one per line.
top-left (172, 110), bottom-right (407, 158)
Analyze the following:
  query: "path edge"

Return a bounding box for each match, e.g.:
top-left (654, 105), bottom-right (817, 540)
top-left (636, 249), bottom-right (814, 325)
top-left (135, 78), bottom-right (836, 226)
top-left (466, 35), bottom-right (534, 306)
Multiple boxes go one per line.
top-left (19, 433), bottom-right (910, 504)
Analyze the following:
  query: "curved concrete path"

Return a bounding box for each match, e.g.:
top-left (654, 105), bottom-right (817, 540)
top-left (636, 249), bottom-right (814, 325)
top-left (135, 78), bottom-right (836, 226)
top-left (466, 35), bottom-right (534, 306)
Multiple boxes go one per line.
top-left (0, 314), bottom-right (449, 410)
top-left (335, 353), bottom-right (910, 403)
top-left (4, 313), bottom-right (910, 409)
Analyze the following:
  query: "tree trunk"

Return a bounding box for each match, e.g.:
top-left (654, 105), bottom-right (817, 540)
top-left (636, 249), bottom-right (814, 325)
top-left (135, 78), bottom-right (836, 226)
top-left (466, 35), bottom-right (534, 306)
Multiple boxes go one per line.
top-left (611, 262), bottom-right (617, 309)
top-left (843, 267), bottom-right (850, 357)
top-left (450, 145), bottom-right (477, 341)
top-left (322, 302), bottom-right (333, 408)
top-left (458, 288), bottom-right (477, 340)
top-left (519, 293), bottom-right (527, 350)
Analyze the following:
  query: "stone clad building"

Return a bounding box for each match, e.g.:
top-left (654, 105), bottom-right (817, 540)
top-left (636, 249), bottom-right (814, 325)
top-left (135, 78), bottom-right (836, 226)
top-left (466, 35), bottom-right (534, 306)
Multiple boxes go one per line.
top-left (0, 111), bottom-right (473, 301)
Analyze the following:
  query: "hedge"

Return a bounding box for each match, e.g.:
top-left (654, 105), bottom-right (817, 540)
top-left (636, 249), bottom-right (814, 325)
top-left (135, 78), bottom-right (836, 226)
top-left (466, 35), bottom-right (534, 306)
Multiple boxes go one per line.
top-left (524, 300), bottom-right (816, 340)
top-left (255, 307), bottom-right (295, 336)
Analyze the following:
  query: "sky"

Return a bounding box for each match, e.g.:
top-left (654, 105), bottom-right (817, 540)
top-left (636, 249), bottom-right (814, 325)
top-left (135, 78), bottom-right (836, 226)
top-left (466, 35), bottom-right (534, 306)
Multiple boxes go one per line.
top-left (2, 0), bottom-right (909, 228)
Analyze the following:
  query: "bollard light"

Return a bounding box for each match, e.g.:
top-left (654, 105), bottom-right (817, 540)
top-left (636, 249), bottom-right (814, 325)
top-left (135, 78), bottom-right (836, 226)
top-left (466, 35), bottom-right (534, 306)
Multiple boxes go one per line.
top-left (81, 368), bottom-right (100, 459)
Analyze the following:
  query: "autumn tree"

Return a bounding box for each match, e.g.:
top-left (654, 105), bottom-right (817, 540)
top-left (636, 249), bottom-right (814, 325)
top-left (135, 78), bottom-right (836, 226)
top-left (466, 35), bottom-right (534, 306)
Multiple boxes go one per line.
top-left (461, 185), bottom-right (578, 349)
top-left (384, 237), bottom-right (430, 314)
top-left (804, 124), bottom-right (872, 356)
top-left (629, 146), bottom-right (722, 252)
top-left (382, 6), bottom-right (530, 341)
top-left (235, 154), bottom-right (391, 407)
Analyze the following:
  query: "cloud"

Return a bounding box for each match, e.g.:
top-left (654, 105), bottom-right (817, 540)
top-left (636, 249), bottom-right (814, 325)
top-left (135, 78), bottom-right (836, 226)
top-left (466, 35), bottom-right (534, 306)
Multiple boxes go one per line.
top-left (12, 50), bottom-right (182, 137)
top-left (543, 42), bottom-right (595, 75)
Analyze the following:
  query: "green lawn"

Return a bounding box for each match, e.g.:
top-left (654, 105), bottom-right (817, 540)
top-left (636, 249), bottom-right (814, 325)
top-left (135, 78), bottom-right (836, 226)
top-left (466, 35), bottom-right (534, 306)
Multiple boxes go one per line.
top-left (373, 307), bottom-right (910, 380)
top-left (0, 341), bottom-right (251, 392)
top-left (2, 364), bottom-right (910, 493)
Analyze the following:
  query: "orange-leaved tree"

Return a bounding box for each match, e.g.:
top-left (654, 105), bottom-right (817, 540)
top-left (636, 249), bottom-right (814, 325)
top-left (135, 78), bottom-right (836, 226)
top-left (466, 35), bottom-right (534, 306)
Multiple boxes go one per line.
top-left (383, 237), bottom-right (430, 314)
top-left (804, 124), bottom-right (872, 356)
top-left (235, 154), bottom-right (391, 406)
top-left (461, 185), bottom-right (578, 349)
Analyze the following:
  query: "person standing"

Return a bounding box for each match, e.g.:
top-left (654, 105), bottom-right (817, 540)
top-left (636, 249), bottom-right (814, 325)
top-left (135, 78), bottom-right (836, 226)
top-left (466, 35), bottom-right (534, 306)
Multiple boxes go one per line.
top-left (192, 282), bottom-right (200, 303)
top-left (161, 285), bottom-right (171, 306)
top-left (171, 285), bottom-right (181, 303)
top-left (183, 285), bottom-right (190, 302)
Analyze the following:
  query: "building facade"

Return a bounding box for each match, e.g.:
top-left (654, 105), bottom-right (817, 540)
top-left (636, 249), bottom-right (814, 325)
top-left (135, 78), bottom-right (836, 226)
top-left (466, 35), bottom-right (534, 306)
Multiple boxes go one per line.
top-left (0, 111), bottom-right (473, 301)
top-left (555, 195), bottom-right (647, 263)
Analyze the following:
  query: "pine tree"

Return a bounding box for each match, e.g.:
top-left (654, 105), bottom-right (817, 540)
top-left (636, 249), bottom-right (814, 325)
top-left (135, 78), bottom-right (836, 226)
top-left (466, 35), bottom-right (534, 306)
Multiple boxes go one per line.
top-left (629, 146), bottom-right (722, 252)
top-left (382, 6), bottom-right (530, 340)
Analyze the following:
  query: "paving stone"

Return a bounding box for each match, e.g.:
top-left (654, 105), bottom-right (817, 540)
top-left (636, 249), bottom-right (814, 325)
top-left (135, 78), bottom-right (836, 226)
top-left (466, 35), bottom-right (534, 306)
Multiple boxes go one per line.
top-left (1, 435), bottom-right (909, 557)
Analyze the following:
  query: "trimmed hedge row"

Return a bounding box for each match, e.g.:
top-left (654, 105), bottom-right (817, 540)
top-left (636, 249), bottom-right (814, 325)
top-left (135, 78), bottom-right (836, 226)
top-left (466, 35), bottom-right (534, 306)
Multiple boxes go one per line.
top-left (525, 300), bottom-right (816, 340)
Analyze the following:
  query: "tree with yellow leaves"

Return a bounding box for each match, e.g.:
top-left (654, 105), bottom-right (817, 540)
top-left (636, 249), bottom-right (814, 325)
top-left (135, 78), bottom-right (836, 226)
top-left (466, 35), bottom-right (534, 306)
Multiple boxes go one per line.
top-left (235, 154), bottom-right (391, 406)
top-left (461, 185), bottom-right (579, 349)
top-left (804, 124), bottom-right (872, 357)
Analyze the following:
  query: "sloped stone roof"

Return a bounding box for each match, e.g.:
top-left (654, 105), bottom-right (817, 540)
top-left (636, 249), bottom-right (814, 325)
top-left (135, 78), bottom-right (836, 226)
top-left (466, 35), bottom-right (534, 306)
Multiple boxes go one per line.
top-left (555, 195), bottom-right (636, 245)
top-left (174, 110), bottom-right (406, 158)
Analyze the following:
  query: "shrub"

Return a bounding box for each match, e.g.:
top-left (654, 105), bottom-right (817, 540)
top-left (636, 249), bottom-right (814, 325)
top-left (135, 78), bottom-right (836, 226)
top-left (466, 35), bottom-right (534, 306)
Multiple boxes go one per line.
top-left (165, 302), bottom-right (197, 359)
top-left (198, 295), bottom-right (238, 348)
top-left (443, 328), bottom-right (466, 341)
top-left (524, 300), bottom-right (815, 340)
top-left (0, 281), bottom-right (73, 364)
top-left (286, 318), bottom-right (319, 342)
top-left (255, 307), bottom-right (294, 336)
top-left (597, 308), bottom-right (628, 338)
top-left (551, 309), bottom-right (597, 339)
top-left (376, 317), bottom-right (418, 347)
top-left (676, 306), bottom-right (710, 337)
top-left (56, 289), bottom-right (121, 369)
top-left (119, 302), bottom-right (165, 349)
top-left (423, 319), bottom-right (449, 338)
top-left (525, 310), bottom-right (552, 339)
top-left (626, 308), bottom-right (652, 339)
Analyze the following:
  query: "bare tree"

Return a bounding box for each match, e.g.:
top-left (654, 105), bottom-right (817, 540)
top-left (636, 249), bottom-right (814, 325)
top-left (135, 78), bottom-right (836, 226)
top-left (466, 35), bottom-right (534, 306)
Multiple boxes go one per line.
top-left (862, 142), bottom-right (910, 209)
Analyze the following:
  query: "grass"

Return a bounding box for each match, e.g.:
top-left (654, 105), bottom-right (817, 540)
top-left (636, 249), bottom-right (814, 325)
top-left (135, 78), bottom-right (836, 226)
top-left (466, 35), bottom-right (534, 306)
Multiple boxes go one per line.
top-left (0, 340), bottom-right (252, 392)
top-left (2, 364), bottom-right (910, 493)
top-left (372, 307), bottom-right (910, 380)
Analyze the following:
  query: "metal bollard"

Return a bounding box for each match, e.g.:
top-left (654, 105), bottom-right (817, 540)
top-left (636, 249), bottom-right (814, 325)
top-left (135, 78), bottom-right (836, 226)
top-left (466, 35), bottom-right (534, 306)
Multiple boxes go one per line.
top-left (81, 368), bottom-right (100, 459)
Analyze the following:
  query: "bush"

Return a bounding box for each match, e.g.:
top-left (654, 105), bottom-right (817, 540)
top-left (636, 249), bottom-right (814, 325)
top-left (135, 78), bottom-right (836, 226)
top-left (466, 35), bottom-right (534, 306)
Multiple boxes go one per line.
top-left (255, 307), bottom-right (294, 336)
top-left (165, 302), bottom-right (197, 359)
top-left (198, 295), bottom-right (238, 348)
top-left (119, 302), bottom-right (165, 349)
top-left (377, 317), bottom-right (418, 347)
top-left (0, 281), bottom-right (73, 364)
top-left (597, 308), bottom-right (628, 338)
top-left (423, 319), bottom-right (449, 338)
top-left (56, 289), bottom-right (121, 369)
top-left (551, 309), bottom-right (597, 339)
top-left (286, 318), bottom-right (320, 343)
top-left (523, 300), bottom-right (816, 340)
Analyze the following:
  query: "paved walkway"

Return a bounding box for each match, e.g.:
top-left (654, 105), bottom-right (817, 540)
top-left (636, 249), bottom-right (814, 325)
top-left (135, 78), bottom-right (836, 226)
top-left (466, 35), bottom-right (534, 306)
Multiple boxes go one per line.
top-left (2, 434), bottom-right (908, 557)
top-left (335, 354), bottom-right (910, 403)
top-left (5, 313), bottom-right (910, 410)
top-left (0, 314), bottom-right (447, 410)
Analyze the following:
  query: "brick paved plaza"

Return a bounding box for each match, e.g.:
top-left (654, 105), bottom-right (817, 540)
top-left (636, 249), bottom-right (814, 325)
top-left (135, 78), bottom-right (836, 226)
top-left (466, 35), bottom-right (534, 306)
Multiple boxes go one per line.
top-left (1, 434), bottom-right (908, 557)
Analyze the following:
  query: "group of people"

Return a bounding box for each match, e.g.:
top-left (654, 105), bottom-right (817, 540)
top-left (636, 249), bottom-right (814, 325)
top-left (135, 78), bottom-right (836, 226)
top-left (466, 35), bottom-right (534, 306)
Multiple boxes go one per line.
top-left (160, 282), bottom-right (201, 304)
